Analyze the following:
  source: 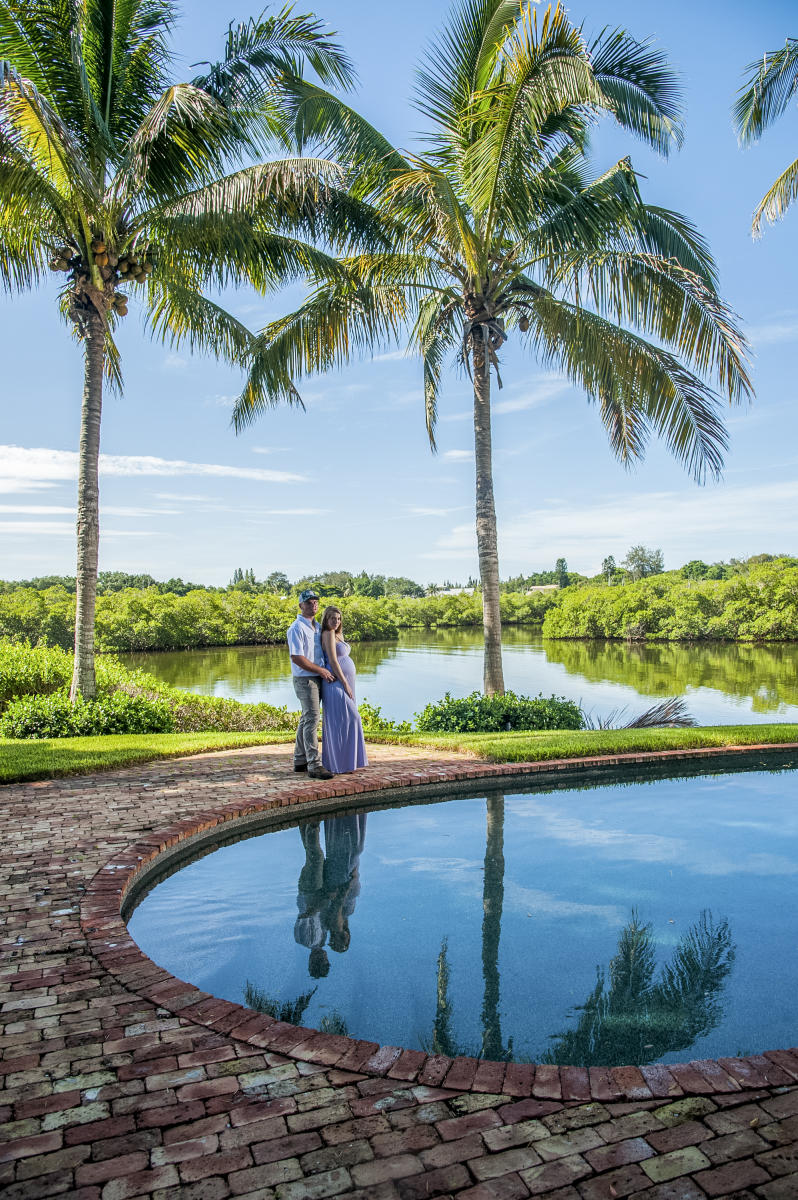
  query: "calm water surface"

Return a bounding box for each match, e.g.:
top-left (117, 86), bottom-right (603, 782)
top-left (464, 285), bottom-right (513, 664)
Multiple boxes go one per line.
top-left (127, 764), bottom-right (798, 1067)
top-left (122, 629), bottom-right (798, 725)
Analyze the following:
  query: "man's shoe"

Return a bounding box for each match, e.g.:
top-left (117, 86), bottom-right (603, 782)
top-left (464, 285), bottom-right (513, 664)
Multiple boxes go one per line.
top-left (293, 762), bottom-right (308, 772)
top-left (308, 767), bottom-right (334, 780)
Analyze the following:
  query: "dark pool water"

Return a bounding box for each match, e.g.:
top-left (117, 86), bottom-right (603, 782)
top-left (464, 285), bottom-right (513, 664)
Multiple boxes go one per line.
top-left (126, 764), bottom-right (798, 1067)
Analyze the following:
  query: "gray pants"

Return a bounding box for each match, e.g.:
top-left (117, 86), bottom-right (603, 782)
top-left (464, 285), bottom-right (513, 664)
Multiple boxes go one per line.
top-left (293, 676), bottom-right (322, 769)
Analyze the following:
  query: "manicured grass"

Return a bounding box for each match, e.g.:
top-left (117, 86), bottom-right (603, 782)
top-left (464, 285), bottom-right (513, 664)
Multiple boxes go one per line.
top-left (3, 723), bottom-right (797, 785)
top-left (0, 731), bottom-right (293, 784)
top-left (366, 723), bottom-right (798, 762)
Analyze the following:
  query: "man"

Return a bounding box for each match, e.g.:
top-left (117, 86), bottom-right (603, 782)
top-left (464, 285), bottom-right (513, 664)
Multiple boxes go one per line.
top-left (287, 588), bottom-right (335, 779)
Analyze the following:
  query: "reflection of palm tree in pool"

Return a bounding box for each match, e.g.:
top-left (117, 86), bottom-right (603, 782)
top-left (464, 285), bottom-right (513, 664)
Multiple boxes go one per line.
top-left (543, 910), bottom-right (735, 1067)
top-left (481, 795), bottom-right (512, 1061)
top-left (429, 793), bottom-right (513, 1061)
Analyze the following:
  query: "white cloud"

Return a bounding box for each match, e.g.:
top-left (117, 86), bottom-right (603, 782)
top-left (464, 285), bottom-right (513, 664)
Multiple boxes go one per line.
top-left (258, 508), bottom-right (326, 516)
top-left (746, 315), bottom-right (798, 347)
top-left (493, 374), bottom-right (570, 415)
top-left (440, 410), bottom-right (471, 422)
top-left (1, 446), bottom-right (306, 485)
top-left (420, 477), bottom-right (798, 570)
top-left (0, 479), bottom-right (57, 495)
top-left (0, 504), bottom-right (178, 516)
top-left (442, 449), bottom-right (473, 462)
top-left (207, 394), bottom-right (237, 408)
top-left (407, 505), bottom-right (463, 517)
top-left (0, 521), bottom-right (156, 538)
top-left (163, 353), bottom-right (188, 370)
top-left (372, 349), bottom-right (407, 362)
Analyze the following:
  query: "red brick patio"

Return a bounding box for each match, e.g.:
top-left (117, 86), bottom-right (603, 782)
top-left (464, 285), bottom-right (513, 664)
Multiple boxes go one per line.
top-left (2, 741), bottom-right (798, 1199)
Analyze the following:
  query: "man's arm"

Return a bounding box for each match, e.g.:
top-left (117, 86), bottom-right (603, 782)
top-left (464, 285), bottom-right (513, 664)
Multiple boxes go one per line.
top-left (291, 654), bottom-right (334, 681)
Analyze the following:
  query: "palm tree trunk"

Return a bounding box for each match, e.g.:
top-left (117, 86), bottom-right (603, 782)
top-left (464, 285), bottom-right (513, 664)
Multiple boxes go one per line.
top-left (70, 308), bottom-right (105, 701)
top-left (473, 354), bottom-right (504, 695)
top-left (480, 792), bottom-right (505, 1060)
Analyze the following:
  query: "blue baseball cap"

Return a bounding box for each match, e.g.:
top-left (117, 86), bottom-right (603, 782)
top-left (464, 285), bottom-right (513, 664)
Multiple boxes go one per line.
top-left (298, 588), bottom-right (320, 603)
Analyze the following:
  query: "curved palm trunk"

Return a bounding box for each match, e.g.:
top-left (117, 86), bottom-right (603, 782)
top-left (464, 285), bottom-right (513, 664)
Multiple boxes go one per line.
top-left (473, 357), bottom-right (504, 695)
top-left (70, 309), bottom-right (105, 701)
top-left (480, 792), bottom-right (505, 1060)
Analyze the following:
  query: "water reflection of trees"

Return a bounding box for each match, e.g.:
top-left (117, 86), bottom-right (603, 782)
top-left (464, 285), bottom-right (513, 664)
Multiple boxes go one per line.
top-left (428, 794), bottom-right (514, 1061)
top-left (120, 628), bottom-right (540, 692)
top-left (546, 638), bottom-right (798, 712)
top-left (428, 796), bottom-right (735, 1067)
top-left (543, 910), bottom-right (735, 1067)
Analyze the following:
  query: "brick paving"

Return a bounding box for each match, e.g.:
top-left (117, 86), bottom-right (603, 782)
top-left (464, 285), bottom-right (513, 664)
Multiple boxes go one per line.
top-left (2, 740), bottom-right (798, 1199)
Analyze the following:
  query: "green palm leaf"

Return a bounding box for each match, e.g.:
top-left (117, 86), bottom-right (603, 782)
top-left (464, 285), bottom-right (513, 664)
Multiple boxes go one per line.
top-left (734, 37), bottom-right (798, 143)
top-left (752, 153), bottom-right (798, 235)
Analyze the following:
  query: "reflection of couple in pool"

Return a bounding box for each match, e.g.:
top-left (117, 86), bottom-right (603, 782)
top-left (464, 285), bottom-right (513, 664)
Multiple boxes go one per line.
top-left (294, 814), bottom-right (366, 978)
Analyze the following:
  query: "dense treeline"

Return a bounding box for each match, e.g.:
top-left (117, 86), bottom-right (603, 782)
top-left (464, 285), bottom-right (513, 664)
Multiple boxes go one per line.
top-left (543, 559), bottom-right (798, 642)
top-left (0, 587), bottom-right (554, 653)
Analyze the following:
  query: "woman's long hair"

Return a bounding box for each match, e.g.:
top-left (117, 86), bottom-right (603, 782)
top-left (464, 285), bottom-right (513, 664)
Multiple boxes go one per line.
top-left (321, 605), bottom-right (343, 637)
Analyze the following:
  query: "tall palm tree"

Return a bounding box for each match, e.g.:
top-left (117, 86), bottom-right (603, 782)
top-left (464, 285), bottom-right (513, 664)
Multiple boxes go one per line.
top-left (734, 37), bottom-right (798, 236)
top-left (0, 0), bottom-right (353, 698)
top-left (235, 0), bottom-right (752, 694)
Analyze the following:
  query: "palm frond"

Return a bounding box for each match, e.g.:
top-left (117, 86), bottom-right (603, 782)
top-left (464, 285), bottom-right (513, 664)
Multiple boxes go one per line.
top-left (524, 284), bottom-right (730, 481)
top-left (751, 154), bottom-right (798, 235)
top-left (408, 287), bottom-right (463, 447)
top-left (284, 78), bottom-right (409, 192)
top-left (734, 37), bottom-right (798, 143)
top-left (415, 0), bottom-right (520, 134)
top-left (462, 4), bottom-right (602, 232)
top-left (191, 6), bottom-right (356, 101)
top-left (590, 27), bottom-right (684, 155)
top-left (146, 157), bottom-right (343, 224)
top-left (0, 61), bottom-right (96, 200)
top-left (387, 157), bottom-right (481, 276)
top-left (0, 0), bottom-right (90, 134)
top-left (110, 82), bottom-right (248, 202)
top-left (143, 276), bottom-right (256, 366)
top-left (234, 277), bottom-right (408, 429)
top-left (552, 250), bottom-right (752, 405)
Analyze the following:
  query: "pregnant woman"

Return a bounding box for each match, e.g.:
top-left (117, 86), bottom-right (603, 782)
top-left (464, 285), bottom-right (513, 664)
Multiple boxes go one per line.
top-left (320, 606), bottom-right (368, 774)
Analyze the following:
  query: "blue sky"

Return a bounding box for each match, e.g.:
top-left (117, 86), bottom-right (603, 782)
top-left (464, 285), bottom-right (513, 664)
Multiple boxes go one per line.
top-left (2, 0), bottom-right (797, 586)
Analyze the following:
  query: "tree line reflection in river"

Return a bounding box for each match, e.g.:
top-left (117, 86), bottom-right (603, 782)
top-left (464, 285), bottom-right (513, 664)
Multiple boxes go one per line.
top-left (243, 801), bottom-right (736, 1068)
top-left (124, 629), bottom-right (798, 717)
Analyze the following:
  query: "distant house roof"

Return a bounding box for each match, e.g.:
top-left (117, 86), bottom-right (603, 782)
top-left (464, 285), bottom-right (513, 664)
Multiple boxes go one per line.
top-left (525, 584), bottom-right (559, 593)
top-left (436, 587), bottom-right (476, 596)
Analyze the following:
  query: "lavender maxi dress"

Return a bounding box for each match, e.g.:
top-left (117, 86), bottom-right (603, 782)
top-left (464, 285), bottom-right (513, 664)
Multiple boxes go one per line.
top-left (321, 641), bottom-right (368, 773)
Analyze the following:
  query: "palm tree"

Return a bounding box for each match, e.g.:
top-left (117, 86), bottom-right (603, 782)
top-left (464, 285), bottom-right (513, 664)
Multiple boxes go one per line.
top-left (734, 38), bottom-right (798, 235)
top-left (0, 0), bottom-right (353, 698)
top-left (234, 0), bottom-right (752, 695)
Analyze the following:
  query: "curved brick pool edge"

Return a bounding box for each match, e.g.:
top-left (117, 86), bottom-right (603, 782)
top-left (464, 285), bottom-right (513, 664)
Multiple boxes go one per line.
top-left (2, 742), bottom-right (798, 1200)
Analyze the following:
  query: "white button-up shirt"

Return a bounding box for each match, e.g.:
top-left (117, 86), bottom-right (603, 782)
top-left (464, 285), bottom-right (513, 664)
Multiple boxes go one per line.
top-left (287, 614), bottom-right (322, 677)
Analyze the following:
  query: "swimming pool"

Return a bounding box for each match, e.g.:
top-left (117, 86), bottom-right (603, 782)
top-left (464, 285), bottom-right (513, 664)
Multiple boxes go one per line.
top-left (126, 761), bottom-right (798, 1067)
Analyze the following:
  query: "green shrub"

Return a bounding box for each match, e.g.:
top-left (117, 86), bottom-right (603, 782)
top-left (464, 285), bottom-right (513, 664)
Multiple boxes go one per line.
top-left (415, 691), bottom-right (583, 733)
top-left (165, 691), bottom-right (294, 733)
top-left (358, 699), bottom-right (412, 735)
top-left (0, 690), bottom-right (174, 738)
top-left (0, 640), bottom-right (73, 711)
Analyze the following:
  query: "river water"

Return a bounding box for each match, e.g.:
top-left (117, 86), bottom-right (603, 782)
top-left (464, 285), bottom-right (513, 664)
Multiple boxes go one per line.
top-left (121, 627), bottom-right (798, 726)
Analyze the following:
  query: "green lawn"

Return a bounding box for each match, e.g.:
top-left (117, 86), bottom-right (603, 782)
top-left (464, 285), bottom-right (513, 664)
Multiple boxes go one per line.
top-left (2, 723), bottom-right (797, 785)
top-left (0, 731), bottom-right (293, 784)
top-left (367, 723), bottom-right (798, 762)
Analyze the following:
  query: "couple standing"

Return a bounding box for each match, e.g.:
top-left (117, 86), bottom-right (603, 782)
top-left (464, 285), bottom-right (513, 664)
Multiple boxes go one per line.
top-left (287, 588), bottom-right (368, 779)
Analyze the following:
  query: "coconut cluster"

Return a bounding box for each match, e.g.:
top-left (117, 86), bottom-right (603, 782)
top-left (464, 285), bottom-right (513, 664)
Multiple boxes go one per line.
top-left (50, 234), bottom-right (154, 318)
